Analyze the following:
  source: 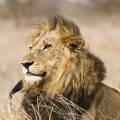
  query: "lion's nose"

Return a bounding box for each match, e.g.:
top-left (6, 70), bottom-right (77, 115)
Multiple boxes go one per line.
top-left (21, 61), bottom-right (34, 69)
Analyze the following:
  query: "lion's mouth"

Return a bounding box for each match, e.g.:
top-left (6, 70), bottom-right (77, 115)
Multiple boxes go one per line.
top-left (22, 65), bottom-right (47, 84)
top-left (24, 71), bottom-right (47, 85)
top-left (26, 71), bottom-right (47, 77)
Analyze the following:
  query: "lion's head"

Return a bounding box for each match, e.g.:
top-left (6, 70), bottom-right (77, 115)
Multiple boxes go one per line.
top-left (21, 15), bottom-right (106, 97)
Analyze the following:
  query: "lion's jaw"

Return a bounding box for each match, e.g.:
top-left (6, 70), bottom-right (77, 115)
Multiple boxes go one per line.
top-left (21, 65), bottom-right (43, 85)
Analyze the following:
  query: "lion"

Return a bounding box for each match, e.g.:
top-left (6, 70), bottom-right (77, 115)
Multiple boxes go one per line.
top-left (9, 15), bottom-right (120, 120)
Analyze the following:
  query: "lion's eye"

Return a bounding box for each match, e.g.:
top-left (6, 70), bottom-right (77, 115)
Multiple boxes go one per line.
top-left (69, 43), bottom-right (78, 48)
top-left (29, 47), bottom-right (32, 50)
top-left (42, 44), bottom-right (52, 51)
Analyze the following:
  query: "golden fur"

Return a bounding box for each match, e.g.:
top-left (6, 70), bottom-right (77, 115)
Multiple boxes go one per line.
top-left (10, 15), bottom-right (120, 120)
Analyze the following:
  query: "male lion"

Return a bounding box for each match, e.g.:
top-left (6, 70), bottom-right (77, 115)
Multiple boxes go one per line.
top-left (10, 15), bottom-right (120, 120)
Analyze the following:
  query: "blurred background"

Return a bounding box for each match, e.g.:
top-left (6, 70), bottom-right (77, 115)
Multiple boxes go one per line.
top-left (0, 0), bottom-right (120, 105)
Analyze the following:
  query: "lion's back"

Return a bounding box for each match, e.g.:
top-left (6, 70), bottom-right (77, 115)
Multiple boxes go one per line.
top-left (95, 83), bottom-right (120, 120)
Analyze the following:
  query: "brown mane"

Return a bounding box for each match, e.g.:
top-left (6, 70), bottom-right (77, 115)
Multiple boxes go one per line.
top-left (26, 15), bottom-right (106, 97)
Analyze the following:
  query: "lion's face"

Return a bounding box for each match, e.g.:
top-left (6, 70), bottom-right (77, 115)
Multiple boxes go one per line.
top-left (21, 29), bottom-right (70, 84)
top-left (21, 15), bottom-right (86, 95)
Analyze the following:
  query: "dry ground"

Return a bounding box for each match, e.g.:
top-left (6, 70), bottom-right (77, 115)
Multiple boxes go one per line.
top-left (0, 15), bottom-right (120, 107)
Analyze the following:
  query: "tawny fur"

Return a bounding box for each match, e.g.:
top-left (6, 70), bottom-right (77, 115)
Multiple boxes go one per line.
top-left (10, 15), bottom-right (120, 120)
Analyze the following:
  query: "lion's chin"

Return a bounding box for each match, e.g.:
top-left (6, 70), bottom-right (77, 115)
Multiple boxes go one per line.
top-left (25, 74), bottom-right (43, 85)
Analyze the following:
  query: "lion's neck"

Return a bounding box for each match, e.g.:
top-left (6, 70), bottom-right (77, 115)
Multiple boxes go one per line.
top-left (42, 52), bottom-right (96, 97)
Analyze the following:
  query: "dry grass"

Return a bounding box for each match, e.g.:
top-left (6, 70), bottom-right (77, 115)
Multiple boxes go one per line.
top-left (0, 101), bottom-right (30, 120)
top-left (0, 94), bottom-right (94, 120)
top-left (0, 14), bottom-right (120, 119)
